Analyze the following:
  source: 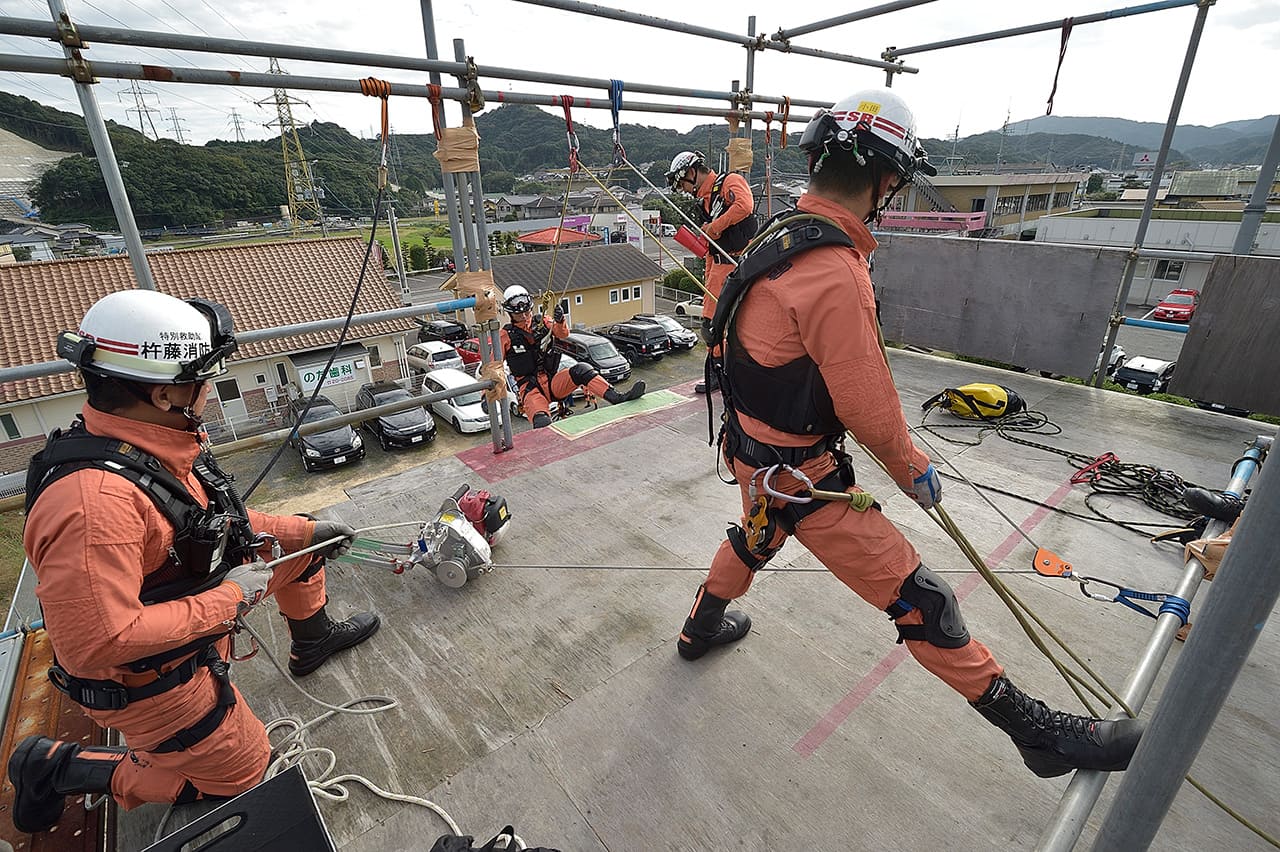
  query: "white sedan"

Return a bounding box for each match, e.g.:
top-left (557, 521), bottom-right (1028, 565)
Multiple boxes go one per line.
top-left (674, 295), bottom-right (703, 316)
top-left (407, 341), bottom-right (465, 373)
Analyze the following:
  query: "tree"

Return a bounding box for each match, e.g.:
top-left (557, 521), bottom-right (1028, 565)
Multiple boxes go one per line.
top-left (1086, 173), bottom-right (1104, 193)
top-left (408, 243), bottom-right (429, 271)
top-left (12, 246), bottom-right (32, 262)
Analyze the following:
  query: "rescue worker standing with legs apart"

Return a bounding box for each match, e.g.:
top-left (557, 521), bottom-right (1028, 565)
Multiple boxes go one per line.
top-left (499, 285), bottom-right (644, 428)
top-left (675, 89), bottom-right (1143, 779)
top-left (665, 150), bottom-right (756, 395)
top-left (8, 290), bottom-right (380, 834)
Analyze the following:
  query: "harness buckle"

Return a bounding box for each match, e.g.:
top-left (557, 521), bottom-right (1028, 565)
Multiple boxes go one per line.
top-left (48, 665), bottom-right (129, 711)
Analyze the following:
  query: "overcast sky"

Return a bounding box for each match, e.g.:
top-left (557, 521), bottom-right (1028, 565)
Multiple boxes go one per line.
top-left (0, 0), bottom-right (1276, 150)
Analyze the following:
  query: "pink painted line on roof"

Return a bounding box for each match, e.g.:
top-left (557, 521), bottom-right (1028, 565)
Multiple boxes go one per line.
top-left (791, 477), bottom-right (1076, 758)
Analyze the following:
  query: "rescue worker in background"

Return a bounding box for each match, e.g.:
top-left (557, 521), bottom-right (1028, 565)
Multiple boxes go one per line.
top-left (665, 150), bottom-right (756, 395)
top-left (499, 285), bottom-right (645, 428)
top-left (8, 290), bottom-right (380, 834)
top-left (675, 89), bottom-right (1143, 779)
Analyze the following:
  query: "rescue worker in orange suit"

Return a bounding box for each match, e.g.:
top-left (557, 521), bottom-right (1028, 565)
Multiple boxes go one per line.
top-left (675, 88), bottom-right (1143, 779)
top-left (498, 284), bottom-right (644, 428)
top-left (8, 290), bottom-right (380, 834)
top-left (665, 150), bottom-right (756, 394)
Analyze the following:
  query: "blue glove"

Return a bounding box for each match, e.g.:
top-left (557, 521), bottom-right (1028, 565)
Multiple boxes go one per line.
top-left (909, 464), bottom-right (942, 510)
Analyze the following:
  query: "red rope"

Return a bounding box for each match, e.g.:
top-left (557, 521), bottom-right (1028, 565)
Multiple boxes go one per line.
top-left (1046, 18), bottom-right (1074, 116)
top-left (779, 97), bottom-right (791, 149)
top-left (426, 83), bottom-right (445, 139)
top-left (359, 77), bottom-right (392, 141)
top-left (560, 94), bottom-right (580, 174)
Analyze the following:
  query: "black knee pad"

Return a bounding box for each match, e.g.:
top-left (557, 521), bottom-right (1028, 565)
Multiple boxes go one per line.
top-left (568, 362), bottom-right (597, 386)
top-left (726, 524), bottom-right (779, 572)
top-left (887, 564), bottom-right (971, 649)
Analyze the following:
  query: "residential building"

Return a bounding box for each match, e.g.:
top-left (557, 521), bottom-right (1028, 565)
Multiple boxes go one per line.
top-left (490, 243), bottom-right (662, 328)
top-left (0, 237), bottom-right (416, 471)
top-left (896, 172), bottom-right (1087, 238)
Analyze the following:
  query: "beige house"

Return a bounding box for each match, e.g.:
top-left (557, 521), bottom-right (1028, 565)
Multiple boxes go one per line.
top-left (491, 243), bottom-right (663, 329)
top-left (0, 237), bottom-right (415, 473)
top-left (898, 172), bottom-right (1087, 237)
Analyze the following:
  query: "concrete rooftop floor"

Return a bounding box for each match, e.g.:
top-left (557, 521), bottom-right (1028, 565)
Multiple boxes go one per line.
top-left (118, 350), bottom-right (1279, 851)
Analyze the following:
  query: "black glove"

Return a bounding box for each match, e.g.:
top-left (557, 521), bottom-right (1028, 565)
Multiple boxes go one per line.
top-left (552, 305), bottom-right (565, 323)
top-left (312, 520), bottom-right (356, 559)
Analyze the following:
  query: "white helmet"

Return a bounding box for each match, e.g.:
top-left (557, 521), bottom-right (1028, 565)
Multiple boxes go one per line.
top-left (502, 284), bottom-right (533, 314)
top-left (799, 88), bottom-right (936, 181)
top-left (665, 150), bottom-right (706, 189)
top-left (57, 289), bottom-right (236, 384)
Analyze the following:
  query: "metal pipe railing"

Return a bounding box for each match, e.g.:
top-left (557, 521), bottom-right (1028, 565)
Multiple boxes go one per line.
top-left (0, 14), bottom-right (831, 110)
top-left (774, 0), bottom-right (942, 41)
top-left (0, 53), bottom-right (815, 123)
top-left (510, 0), bottom-right (917, 73)
top-left (1036, 434), bottom-right (1270, 851)
top-left (883, 0), bottom-right (1200, 59)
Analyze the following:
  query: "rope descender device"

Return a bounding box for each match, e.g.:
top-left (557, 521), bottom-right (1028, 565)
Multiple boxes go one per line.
top-left (1032, 551), bottom-right (1191, 624)
top-left (359, 77), bottom-right (393, 189)
top-left (464, 56), bottom-right (485, 113)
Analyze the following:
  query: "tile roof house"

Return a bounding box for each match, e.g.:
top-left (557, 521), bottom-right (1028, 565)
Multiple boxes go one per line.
top-left (0, 237), bottom-right (416, 470)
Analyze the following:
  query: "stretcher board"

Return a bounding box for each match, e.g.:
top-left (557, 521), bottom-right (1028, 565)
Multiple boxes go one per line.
top-left (550, 389), bottom-right (687, 439)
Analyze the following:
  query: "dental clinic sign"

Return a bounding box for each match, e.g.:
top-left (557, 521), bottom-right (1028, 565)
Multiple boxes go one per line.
top-left (299, 358), bottom-right (360, 393)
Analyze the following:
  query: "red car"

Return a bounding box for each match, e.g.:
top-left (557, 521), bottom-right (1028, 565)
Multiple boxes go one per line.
top-left (1153, 288), bottom-right (1199, 323)
top-left (453, 337), bottom-right (484, 373)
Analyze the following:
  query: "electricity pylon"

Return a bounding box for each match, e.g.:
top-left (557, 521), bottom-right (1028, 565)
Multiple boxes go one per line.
top-left (119, 81), bottom-right (161, 140)
top-left (257, 58), bottom-right (324, 229)
top-left (165, 107), bottom-right (188, 144)
top-left (229, 109), bottom-right (247, 142)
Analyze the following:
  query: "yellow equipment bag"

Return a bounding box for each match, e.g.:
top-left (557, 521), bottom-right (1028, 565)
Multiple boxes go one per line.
top-left (922, 383), bottom-right (1027, 421)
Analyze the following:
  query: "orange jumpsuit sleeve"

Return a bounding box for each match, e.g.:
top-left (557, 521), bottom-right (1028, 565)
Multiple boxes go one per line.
top-left (797, 249), bottom-right (930, 492)
top-left (245, 509), bottom-right (313, 573)
top-left (703, 172), bottom-right (754, 241)
top-left (26, 470), bottom-right (243, 674)
top-left (499, 327), bottom-right (512, 356)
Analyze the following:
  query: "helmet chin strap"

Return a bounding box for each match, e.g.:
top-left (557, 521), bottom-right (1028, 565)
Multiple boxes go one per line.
top-left (180, 381), bottom-right (206, 431)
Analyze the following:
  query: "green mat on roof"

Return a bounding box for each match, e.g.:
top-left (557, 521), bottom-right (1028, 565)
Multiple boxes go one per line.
top-left (551, 388), bottom-right (689, 438)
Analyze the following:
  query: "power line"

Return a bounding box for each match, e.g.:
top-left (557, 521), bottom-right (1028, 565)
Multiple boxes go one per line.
top-left (197, 0), bottom-right (251, 40)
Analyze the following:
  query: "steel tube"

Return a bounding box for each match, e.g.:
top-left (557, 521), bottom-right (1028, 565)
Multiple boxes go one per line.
top-left (45, 0), bottom-right (156, 289)
top-left (1231, 116), bottom-right (1280, 255)
top-left (512, 0), bottom-right (915, 72)
top-left (1036, 432), bottom-right (1267, 852)
top-left (0, 15), bottom-right (830, 109)
top-left (1092, 0), bottom-right (1209, 388)
top-left (1093, 437), bottom-right (1278, 850)
top-left (1119, 317), bottom-right (1190, 333)
top-left (775, 0), bottom-right (941, 40)
top-left (743, 17), bottom-right (755, 137)
top-left (885, 0), bottom-right (1200, 58)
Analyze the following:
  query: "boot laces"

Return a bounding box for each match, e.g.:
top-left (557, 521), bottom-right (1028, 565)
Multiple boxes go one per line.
top-left (1012, 690), bottom-right (1094, 741)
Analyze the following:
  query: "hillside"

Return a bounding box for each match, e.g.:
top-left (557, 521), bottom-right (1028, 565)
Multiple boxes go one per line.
top-left (1015, 114), bottom-right (1277, 161)
top-left (0, 91), bottom-right (1268, 229)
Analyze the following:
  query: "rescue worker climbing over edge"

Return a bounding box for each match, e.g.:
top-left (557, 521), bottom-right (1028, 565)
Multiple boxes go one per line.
top-left (675, 88), bottom-right (1143, 779)
top-left (498, 284), bottom-right (644, 428)
top-left (8, 290), bottom-right (381, 834)
top-left (666, 149), bottom-right (756, 395)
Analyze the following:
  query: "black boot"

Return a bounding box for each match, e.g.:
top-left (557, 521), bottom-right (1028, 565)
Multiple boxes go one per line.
top-left (677, 585), bottom-right (751, 660)
top-left (694, 371), bottom-right (719, 395)
top-left (8, 735), bottom-right (126, 833)
top-left (532, 411), bottom-right (552, 428)
top-left (287, 606), bottom-right (381, 676)
top-left (972, 676), bottom-right (1143, 778)
top-left (604, 381), bottom-right (645, 405)
top-left (1182, 487), bottom-right (1245, 523)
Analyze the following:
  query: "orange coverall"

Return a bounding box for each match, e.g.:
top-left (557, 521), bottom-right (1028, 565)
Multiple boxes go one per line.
top-left (500, 313), bottom-right (612, 420)
top-left (695, 169), bottom-right (754, 321)
top-left (705, 193), bottom-right (1004, 702)
top-left (23, 405), bottom-right (327, 808)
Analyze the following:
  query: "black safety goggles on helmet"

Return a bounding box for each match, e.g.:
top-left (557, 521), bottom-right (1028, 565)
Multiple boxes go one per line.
top-left (505, 295), bottom-right (533, 314)
top-left (178, 299), bottom-right (238, 382)
top-left (798, 109), bottom-right (936, 179)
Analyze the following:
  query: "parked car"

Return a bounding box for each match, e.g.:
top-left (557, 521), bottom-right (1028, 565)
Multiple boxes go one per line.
top-left (552, 331), bottom-right (631, 383)
top-left (1152, 288), bottom-right (1199, 323)
top-left (407, 340), bottom-right (466, 373)
top-left (354, 381), bottom-right (436, 450)
top-left (631, 313), bottom-right (699, 350)
top-left (674, 295), bottom-right (703, 316)
top-left (1098, 343), bottom-right (1126, 377)
top-left (422, 368), bottom-right (494, 434)
top-left (286, 395), bottom-right (364, 472)
top-left (1113, 356), bottom-right (1176, 395)
top-left (599, 321), bottom-right (671, 363)
top-left (416, 317), bottom-right (468, 344)
top-left (453, 337), bottom-right (485, 374)
top-left (659, 223), bottom-right (677, 237)
top-left (1193, 400), bottom-right (1252, 418)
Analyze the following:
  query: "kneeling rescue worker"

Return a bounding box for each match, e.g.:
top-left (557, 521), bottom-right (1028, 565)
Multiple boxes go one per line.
top-left (676, 88), bottom-right (1143, 778)
top-left (8, 290), bottom-right (380, 834)
top-left (499, 284), bottom-right (645, 427)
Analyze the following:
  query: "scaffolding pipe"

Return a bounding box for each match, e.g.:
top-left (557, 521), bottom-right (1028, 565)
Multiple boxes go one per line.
top-left (1092, 437), bottom-right (1278, 850)
top-left (1092, 0), bottom-right (1209, 389)
top-left (44, 0), bottom-right (156, 289)
top-left (0, 15), bottom-right (831, 110)
top-left (511, 0), bottom-right (916, 73)
top-left (0, 53), bottom-right (813, 123)
top-left (1232, 116), bottom-right (1280, 255)
top-left (775, 0), bottom-right (941, 40)
top-left (1036, 431), bottom-right (1268, 852)
top-left (743, 16), bottom-right (755, 137)
top-left (884, 0), bottom-right (1200, 59)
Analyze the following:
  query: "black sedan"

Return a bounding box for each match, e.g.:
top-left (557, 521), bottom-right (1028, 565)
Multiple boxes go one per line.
top-left (287, 395), bottom-right (365, 472)
top-left (355, 382), bottom-right (437, 450)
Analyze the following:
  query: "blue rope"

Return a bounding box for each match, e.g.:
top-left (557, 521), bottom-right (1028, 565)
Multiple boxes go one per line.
top-left (609, 79), bottom-right (625, 164)
top-left (1112, 589), bottom-right (1191, 625)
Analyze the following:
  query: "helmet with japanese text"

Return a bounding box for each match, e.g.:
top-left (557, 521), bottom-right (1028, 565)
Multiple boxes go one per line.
top-left (57, 289), bottom-right (237, 384)
top-left (665, 150), bottom-right (707, 190)
top-left (799, 88), bottom-right (936, 181)
top-left (502, 284), bottom-right (533, 314)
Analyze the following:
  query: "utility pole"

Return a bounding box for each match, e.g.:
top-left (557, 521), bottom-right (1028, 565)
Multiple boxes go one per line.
top-left (257, 58), bottom-right (324, 231)
top-left (387, 201), bottom-right (410, 303)
top-left (995, 108), bottom-right (1009, 175)
top-left (229, 108), bottom-right (247, 142)
top-left (119, 81), bottom-right (160, 140)
top-left (164, 107), bottom-right (188, 144)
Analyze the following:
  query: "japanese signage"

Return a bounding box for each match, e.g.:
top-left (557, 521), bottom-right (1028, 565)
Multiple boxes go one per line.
top-left (298, 358), bottom-right (361, 393)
